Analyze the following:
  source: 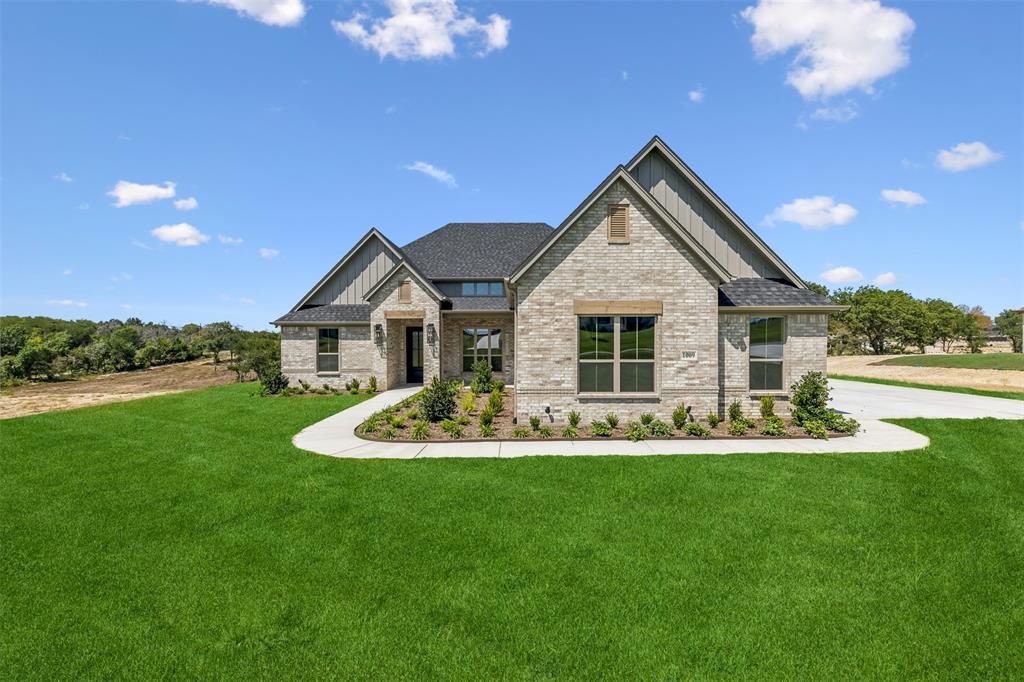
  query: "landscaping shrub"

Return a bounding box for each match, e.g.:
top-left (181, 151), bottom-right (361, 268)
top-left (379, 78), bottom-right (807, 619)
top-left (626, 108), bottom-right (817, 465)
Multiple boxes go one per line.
top-left (389, 414), bottom-right (406, 429)
top-left (683, 422), bottom-right (710, 438)
top-left (537, 426), bottom-right (553, 438)
top-left (512, 427), bottom-right (530, 439)
top-left (421, 376), bottom-right (457, 422)
top-left (568, 410), bottom-right (581, 427)
top-left (460, 390), bottom-right (476, 414)
top-left (470, 359), bottom-right (494, 394)
top-left (299, 380), bottom-right (311, 392)
top-left (441, 419), bottom-right (464, 439)
top-left (589, 419), bottom-right (613, 437)
top-left (367, 375), bottom-right (377, 393)
top-left (760, 395), bottom-right (775, 419)
top-left (487, 389), bottom-right (504, 414)
top-left (672, 403), bottom-right (691, 429)
top-left (362, 415), bottom-right (380, 433)
top-left (604, 413), bottom-right (619, 429)
top-left (791, 371), bottom-right (831, 425)
top-left (410, 420), bottom-right (429, 440)
top-left (257, 361), bottom-right (289, 396)
top-left (480, 423), bottom-right (496, 438)
top-left (727, 420), bottom-right (749, 436)
top-left (625, 421), bottom-right (649, 442)
top-left (823, 410), bottom-right (860, 435)
top-left (406, 407), bottom-right (419, 420)
top-left (479, 406), bottom-right (495, 427)
top-left (529, 415), bottom-right (541, 431)
top-left (707, 412), bottom-right (721, 428)
top-left (639, 413), bottom-right (655, 426)
top-left (379, 426), bottom-right (397, 441)
top-left (494, 380), bottom-right (505, 393)
top-left (803, 419), bottom-right (828, 440)
top-left (759, 416), bottom-right (786, 437)
top-left (455, 415), bottom-right (471, 426)
top-left (562, 425), bottom-right (579, 438)
top-left (728, 400), bottom-right (744, 422)
top-left (648, 419), bottom-right (673, 437)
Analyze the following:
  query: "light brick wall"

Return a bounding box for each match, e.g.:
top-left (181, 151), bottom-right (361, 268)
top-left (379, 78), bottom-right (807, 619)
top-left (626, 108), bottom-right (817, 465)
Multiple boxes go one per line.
top-left (441, 314), bottom-right (515, 384)
top-left (515, 179), bottom-right (720, 424)
top-left (281, 325), bottom-right (372, 389)
top-left (366, 265), bottom-right (441, 390)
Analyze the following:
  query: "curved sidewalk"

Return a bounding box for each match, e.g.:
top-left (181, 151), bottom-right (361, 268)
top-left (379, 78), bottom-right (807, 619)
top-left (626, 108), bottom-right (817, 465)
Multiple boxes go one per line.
top-left (288, 377), bottom-right (1024, 458)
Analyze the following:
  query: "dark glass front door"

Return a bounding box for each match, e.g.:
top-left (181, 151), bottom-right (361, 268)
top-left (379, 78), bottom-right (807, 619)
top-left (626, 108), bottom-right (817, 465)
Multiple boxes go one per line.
top-left (406, 326), bottom-right (424, 384)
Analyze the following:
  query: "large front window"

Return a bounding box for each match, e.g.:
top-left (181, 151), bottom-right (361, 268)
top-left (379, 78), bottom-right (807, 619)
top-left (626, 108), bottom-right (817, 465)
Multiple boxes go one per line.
top-left (578, 316), bottom-right (656, 393)
top-left (462, 328), bottom-right (502, 372)
top-left (317, 328), bottom-right (339, 373)
top-left (460, 281), bottom-right (504, 296)
top-left (749, 317), bottom-right (784, 390)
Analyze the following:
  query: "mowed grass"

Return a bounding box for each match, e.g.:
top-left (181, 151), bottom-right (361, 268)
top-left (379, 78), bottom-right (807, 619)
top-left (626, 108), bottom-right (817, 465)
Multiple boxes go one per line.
top-left (875, 352), bottom-right (1024, 371)
top-left (2, 384), bottom-right (1023, 679)
top-left (830, 373), bottom-right (1024, 401)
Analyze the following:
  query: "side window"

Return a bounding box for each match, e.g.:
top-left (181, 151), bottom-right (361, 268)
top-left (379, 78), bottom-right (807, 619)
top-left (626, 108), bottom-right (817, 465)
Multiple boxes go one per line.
top-left (317, 328), bottom-right (339, 373)
top-left (749, 317), bottom-right (784, 390)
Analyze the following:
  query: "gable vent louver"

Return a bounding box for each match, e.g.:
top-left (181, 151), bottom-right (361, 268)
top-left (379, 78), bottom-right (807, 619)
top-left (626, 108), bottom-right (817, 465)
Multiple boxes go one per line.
top-left (608, 204), bottom-right (629, 243)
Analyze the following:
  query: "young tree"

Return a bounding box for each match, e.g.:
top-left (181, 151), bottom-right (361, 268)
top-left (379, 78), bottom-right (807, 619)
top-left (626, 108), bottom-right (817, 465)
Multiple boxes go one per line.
top-left (994, 309), bottom-right (1023, 352)
top-left (925, 298), bottom-right (964, 353)
top-left (958, 305), bottom-right (988, 353)
top-left (199, 321), bottom-right (238, 363)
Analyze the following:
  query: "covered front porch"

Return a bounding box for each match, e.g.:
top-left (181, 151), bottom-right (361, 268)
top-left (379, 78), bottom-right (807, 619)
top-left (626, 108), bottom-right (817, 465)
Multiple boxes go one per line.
top-left (440, 311), bottom-right (515, 385)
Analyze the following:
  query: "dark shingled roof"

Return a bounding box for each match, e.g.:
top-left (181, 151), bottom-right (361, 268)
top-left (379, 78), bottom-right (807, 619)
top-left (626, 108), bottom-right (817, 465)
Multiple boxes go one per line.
top-left (274, 304), bottom-right (370, 324)
top-left (718, 278), bottom-right (836, 307)
top-left (402, 223), bottom-right (554, 279)
top-left (445, 297), bottom-right (513, 312)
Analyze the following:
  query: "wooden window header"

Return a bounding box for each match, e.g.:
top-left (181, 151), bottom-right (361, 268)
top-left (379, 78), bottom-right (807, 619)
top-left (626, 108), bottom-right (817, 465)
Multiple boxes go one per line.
top-left (398, 280), bottom-right (412, 303)
top-left (384, 309), bottom-right (425, 320)
top-left (608, 203), bottom-right (629, 243)
top-left (574, 300), bottom-right (663, 315)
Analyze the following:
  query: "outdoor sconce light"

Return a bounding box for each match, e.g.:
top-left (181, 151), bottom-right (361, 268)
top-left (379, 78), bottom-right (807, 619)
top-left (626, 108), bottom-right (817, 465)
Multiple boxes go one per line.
top-left (374, 323), bottom-right (384, 345)
top-left (426, 323), bottom-right (436, 344)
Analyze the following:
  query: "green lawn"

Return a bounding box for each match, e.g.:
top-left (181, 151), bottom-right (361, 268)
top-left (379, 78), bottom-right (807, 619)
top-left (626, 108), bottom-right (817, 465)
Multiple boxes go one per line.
top-left (875, 352), bottom-right (1024, 371)
top-left (3, 384), bottom-right (1022, 678)
top-left (830, 373), bottom-right (1024, 401)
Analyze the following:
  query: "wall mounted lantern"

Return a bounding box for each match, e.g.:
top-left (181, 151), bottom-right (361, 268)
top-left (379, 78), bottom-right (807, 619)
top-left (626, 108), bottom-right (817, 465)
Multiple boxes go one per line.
top-left (426, 322), bottom-right (436, 345)
top-left (374, 323), bottom-right (384, 345)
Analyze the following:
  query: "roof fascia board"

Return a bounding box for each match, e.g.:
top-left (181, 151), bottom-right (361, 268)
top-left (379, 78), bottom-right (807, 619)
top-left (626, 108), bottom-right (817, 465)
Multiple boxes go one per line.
top-left (511, 167), bottom-right (730, 284)
top-left (272, 321), bottom-right (371, 327)
top-left (718, 305), bottom-right (849, 313)
top-left (627, 136), bottom-right (807, 289)
top-left (290, 228), bottom-right (405, 312)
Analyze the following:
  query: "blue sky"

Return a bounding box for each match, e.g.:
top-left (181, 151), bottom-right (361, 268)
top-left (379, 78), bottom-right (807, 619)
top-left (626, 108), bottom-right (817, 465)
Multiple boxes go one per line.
top-left (2, 0), bottom-right (1021, 330)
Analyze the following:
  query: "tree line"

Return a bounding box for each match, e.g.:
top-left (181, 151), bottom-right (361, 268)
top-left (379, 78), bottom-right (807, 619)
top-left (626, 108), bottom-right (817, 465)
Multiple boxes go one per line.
top-left (0, 316), bottom-right (280, 383)
top-left (806, 283), bottom-right (1022, 355)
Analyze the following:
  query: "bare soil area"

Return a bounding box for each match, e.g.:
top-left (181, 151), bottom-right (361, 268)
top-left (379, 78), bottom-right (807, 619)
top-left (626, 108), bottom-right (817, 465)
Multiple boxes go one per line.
top-left (0, 359), bottom-right (238, 420)
top-left (828, 355), bottom-right (1024, 393)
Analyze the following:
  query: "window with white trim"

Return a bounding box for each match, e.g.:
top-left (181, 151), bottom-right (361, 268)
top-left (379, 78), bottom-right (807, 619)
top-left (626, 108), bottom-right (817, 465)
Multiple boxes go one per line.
top-left (317, 328), bottom-right (339, 373)
top-left (749, 317), bottom-right (784, 390)
top-left (578, 316), bottom-right (656, 393)
top-left (462, 328), bottom-right (502, 372)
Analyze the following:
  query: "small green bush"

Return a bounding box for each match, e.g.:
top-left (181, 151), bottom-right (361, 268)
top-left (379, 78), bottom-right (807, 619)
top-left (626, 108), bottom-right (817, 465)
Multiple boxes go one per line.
top-left (362, 416), bottom-right (380, 434)
top-left (759, 415), bottom-right (786, 437)
top-left (299, 380), bottom-right (311, 392)
top-left (480, 423), bottom-right (496, 438)
top-left (487, 388), bottom-right (504, 414)
top-left (351, 378), bottom-right (361, 391)
top-left (804, 419), bottom-right (828, 439)
top-left (604, 413), bottom-right (619, 429)
top-left (728, 400), bottom-right (744, 422)
top-left (589, 419), bottom-right (613, 437)
top-left (672, 403), bottom-right (691, 429)
top-left (791, 371), bottom-right (831, 425)
top-left (512, 427), bottom-right (531, 439)
top-left (494, 380), bottom-right (505, 393)
top-left (683, 422), bottom-right (710, 438)
top-left (707, 412), bottom-right (721, 428)
top-left (460, 390), bottom-right (476, 414)
top-left (455, 415), bottom-right (470, 426)
top-left (727, 420), bottom-right (749, 436)
top-left (470, 359), bottom-right (494, 394)
top-left (823, 410), bottom-right (860, 435)
top-left (421, 376), bottom-right (457, 422)
top-left (441, 419), bottom-right (464, 439)
top-left (562, 425), bottom-right (579, 438)
top-left (567, 410), bottom-right (581, 427)
top-left (648, 419), bottom-right (673, 437)
top-left (479, 406), bottom-right (495, 427)
top-left (639, 412), bottom-right (655, 426)
top-left (389, 414), bottom-right (406, 429)
top-left (529, 415), bottom-right (541, 431)
top-left (625, 421), bottom-right (649, 442)
top-left (760, 395), bottom-right (775, 419)
top-left (367, 375), bottom-right (377, 393)
top-left (379, 426), bottom-right (397, 441)
top-left (406, 407), bottom-right (419, 420)
top-left (257, 360), bottom-right (289, 396)
top-left (537, 426), bottom-right (553, 438)
top-left (411, 420), bottom-right (429, 440)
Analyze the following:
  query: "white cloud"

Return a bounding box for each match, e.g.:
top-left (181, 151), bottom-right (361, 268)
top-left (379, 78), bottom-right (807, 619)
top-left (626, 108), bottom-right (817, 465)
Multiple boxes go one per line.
top-left (333, 0), bottom-right (510, 61)
top-left (77, 202), bottom-right (90, 210)
top-left (763, 196), bottom-right (857, 229)
top-left (151, 223), bottom-right (210, 247)
top-left (218, 234), bottom-right (244, 244)
top-left (174, 197), bottom-right (199, 211)
top-left (63, 269), bottom-right (72, 276)
top-left (54, 171), bottom-right (73, 183)
top-left (404, 160), bottom-right (457, 188)
top-left (820, 266), bottom-right (864, 283)
top-left (240, 297), bottom-right (256, 305)
top-left (873, 271), bottom-right (897, 285)
top-left (621, 70), bottom-right (629, 81)
top-left (935, 141), bottom-right (1003, 172)
top-left (880, 188), bottom-right (926, 207)
top-left (119, 303), bottom-right (133, 310)
top-left (688, 87), bottom-right (705, 103)
top-left (202, 0), bottom-right (306, 27)
top-left (111, 273), bottom-right (133, 283)
top-left (741, 0), bottom-right (915, 99)
top-left (48, 299), bottom-right (88, 308)
top-left (259, 247), bottom-right (279, 259)
top-left (131, 238), bottom-right (154, 251)
top-left (107, 180), bottom-right (176, 207)
top-left (810, 104), bottom-right (858, 123)
top-left (117, 133), bottom-right (132, 142)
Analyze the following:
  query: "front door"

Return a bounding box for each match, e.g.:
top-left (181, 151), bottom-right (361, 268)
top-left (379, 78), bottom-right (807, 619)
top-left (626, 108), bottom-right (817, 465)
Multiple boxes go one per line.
top-left (405, 326), bottom-right (424, 384)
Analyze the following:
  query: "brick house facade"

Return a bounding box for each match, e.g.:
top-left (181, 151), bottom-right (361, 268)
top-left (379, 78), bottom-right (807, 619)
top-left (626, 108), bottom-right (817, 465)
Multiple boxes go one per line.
top-left (273, 136), bottom-right (843, 421)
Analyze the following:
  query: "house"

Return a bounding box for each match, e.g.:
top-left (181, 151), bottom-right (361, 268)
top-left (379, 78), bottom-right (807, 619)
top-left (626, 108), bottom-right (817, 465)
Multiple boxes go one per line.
top-left (273, 136), bottom-right (843, 421)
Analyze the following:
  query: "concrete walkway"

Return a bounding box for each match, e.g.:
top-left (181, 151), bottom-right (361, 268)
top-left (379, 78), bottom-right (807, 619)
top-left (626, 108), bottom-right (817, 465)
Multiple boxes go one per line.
top-left (293, 378), bottom-right (1020, 459)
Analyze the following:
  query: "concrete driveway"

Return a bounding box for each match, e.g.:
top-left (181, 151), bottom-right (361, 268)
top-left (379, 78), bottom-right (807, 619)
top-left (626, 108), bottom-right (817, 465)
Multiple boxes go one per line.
top-left (830, 378), bottom-right (1023, 420)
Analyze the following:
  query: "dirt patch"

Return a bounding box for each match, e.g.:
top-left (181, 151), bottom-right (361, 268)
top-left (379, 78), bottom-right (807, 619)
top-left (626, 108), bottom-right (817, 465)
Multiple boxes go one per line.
top-left (0, 359), bottom-right (238, 420)
top-left (828, 355), bottom-right (1024, 393)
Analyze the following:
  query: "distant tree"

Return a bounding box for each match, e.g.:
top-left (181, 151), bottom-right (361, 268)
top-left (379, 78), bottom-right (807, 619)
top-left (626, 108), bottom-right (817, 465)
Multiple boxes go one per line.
top-left (958, 305), bottom-right (988, 353)
top-left (843, 287), bottom-right (920, 354)
top-left (994, 309), bottom-right (1022, 352)
top-left (125, 316), bottom-right (143, 327)
top-left (925, 299), bottom-right (964, 353)
top-left (804, 281), bottom-right (831, 299)
top-left (199, 321), bottom-right (239, 363)
top-left (105, 325), bottom-right (144, 371)
top-left (1, 324), bottom-right (29, 357)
